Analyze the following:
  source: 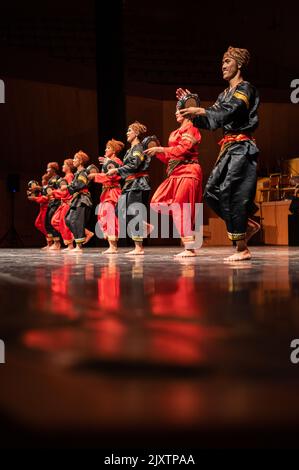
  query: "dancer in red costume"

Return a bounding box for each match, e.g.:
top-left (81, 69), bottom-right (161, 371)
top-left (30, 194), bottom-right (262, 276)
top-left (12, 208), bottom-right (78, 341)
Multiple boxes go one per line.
top-left (88, 139), bottom-right (124, 254)
top-left (50, 179), bottom-right (74, 251)
top-left (145, 107), bottom-right (203, 257)
top-left (28, 174), bottom-right (52, 250)
top-left (49, 159), bottom-right (75, 251)
top-left (62, 158), bottom-right (75, 185)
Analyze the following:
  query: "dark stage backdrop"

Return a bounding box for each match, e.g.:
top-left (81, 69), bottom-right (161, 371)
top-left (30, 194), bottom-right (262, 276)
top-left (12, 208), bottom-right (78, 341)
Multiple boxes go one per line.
top-left (1, 0), bottom-right (299, 246)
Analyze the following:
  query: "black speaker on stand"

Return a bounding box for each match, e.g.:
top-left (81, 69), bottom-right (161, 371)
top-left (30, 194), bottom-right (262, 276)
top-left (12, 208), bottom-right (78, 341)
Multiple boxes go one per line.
top-left (0, 174), bottom-right (24, 248)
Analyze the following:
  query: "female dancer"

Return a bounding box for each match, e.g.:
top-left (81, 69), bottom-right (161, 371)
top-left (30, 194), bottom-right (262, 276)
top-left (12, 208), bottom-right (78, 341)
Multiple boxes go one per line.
top-left (44, 162), bottom-right (61, 251)
top-left (107, 122), bottom-right (151, 255)
top-left (88, 139), bottom-right (124, 254)
top-left (65, 151), bottom-right (93, 253)
top-left (28, 174), bottom-right (52, 250)
top-left (50, 158), bottom-right (75, 251)
top-left (145, 107), bottom-right (202, 257)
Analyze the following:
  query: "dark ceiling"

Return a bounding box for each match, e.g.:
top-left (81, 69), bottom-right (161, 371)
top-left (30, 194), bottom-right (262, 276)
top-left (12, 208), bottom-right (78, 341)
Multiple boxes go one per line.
top-left (0, 1), bottom-right (298, 94)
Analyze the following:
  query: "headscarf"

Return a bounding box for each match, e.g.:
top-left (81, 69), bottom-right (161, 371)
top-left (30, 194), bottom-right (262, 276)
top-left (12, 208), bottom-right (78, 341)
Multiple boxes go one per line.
top-left (223, 46), bottom-right (250, 69)
top-left (129, 121), bottom-right (147, 138)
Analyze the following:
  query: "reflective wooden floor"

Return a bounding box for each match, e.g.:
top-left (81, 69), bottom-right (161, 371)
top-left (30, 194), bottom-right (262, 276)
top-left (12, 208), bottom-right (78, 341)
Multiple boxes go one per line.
top-left (1, 247), bottom-right (299, 448)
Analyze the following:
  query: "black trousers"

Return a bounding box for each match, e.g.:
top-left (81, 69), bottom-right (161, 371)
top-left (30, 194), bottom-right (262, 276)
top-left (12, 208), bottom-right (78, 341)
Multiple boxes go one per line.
top-left (65, 205), bottom-right (91, 243)
top-left (116, 190), bottom-right (150, 242)
top-left (45, 202), bottom-right (60, 240)
top-left (204, 142), bottom-right (258, 241)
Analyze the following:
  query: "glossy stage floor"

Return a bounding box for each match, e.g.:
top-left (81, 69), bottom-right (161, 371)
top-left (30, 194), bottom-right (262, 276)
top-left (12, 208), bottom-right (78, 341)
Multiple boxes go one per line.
top-left (1, 246), bottom-right (299, 448)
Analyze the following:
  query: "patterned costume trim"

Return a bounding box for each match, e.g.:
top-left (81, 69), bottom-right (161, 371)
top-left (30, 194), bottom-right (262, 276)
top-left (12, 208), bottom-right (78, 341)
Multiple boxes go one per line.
top-left (228, 232), bottom-right (246, 241)
top-left (233, 91), bottom-right (250, 109)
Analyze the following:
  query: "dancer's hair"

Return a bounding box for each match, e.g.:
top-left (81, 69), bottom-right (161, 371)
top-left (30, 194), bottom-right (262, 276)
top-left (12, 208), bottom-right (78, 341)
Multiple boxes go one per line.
top-left (129, 121), bottom-right (147, 139)
top-left (74, 150), bottom-right (89, 166)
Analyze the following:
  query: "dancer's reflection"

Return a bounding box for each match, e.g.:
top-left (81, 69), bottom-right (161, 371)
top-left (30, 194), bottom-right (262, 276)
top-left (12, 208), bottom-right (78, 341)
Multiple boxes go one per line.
top-left (150, 262), bottom-right (200, 318)
top-left (33, 261), bottom-right (79, 319)
top-left (97, 257), bottom-right (121, 312)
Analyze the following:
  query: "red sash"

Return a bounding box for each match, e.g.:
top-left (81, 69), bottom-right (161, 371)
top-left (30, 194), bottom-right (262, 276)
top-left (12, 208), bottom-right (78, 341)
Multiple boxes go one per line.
top-left (125, 172), bottom-right (149, 181)
top-left (218, 134), bottom-right (255, 148)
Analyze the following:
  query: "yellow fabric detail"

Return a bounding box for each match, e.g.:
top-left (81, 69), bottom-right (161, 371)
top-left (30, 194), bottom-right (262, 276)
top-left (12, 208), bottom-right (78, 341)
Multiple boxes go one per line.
top-left (233, 91), bottom-right (249, 109)
top-left (228, 232), bottom-right (246, 241)
top-left (78, 175), bottom-right (87, 184)
top-left (133, 151), bottom-right (144, 161)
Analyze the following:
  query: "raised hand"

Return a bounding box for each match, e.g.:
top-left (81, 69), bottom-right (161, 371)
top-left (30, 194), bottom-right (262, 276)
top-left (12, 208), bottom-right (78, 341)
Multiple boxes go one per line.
top-left (107, 168), bottom-right (118, 176)
top-left (176, 88), bottom-right (192, 100)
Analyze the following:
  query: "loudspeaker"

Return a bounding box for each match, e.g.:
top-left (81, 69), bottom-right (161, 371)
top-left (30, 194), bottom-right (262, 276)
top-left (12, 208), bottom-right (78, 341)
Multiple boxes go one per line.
top-left (6, 174), bottom-right (20, 193)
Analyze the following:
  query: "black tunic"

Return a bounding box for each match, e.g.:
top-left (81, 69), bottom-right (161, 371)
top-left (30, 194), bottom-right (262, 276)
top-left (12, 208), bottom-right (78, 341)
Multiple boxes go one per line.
top-left (116, 143), bottom-right (151, 242)
top-left (194, 81), bottom-right (259, 137)
top-left (45, 174), bottom-right (61, 239)
top-left (65, 169), bottom-right (93, 243)
top-left (68, 170), bottom-right (93, 209)
top-left (117, 143), bottom-right (151, 193)
top-left (193, 81), bottom-right (260, 241)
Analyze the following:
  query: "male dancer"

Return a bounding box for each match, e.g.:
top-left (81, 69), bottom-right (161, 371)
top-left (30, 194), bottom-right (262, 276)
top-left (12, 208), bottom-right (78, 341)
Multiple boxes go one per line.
top-left (178, 46), bottom-right (260, 261)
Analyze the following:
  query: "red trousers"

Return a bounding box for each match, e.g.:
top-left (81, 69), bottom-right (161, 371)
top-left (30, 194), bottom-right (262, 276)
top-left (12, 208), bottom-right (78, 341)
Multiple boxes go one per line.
top-left (97, 187), bottom-right (121, 241)
top-left (35, 204), bottom-right (48, 237)
top-left (51, 203), bottom-right (73, 244)
top-left (151, 165), bottom-right (202, 240)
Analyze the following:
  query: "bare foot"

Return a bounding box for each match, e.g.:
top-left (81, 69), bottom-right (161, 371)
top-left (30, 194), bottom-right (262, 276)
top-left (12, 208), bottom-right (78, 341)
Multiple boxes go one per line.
top-left (49, 243), bottom-right (61, 251)
top-left (102, 248), bottom-right (118, 254)
top-left (41, 245), bottom-right (51, 251)
top-left (63, 245), bottom-right (74, 251)
top-left (246, 219), bottom-right (261, 242)
top-left (83, 231), bottom-right (94, 245)
top-left (68, 246), bottom-right (83, 254)
top-left (175, 249), bottom-right (197, 258)
top-left (125, 249), bottom-right (144, 256)
top-left (224, 249), bottom-right (252, 262)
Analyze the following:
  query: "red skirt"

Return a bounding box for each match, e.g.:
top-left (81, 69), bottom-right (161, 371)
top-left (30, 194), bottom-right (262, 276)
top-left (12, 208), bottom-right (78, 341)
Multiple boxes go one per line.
top-left (151, 164), bottom-right (202, 238)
